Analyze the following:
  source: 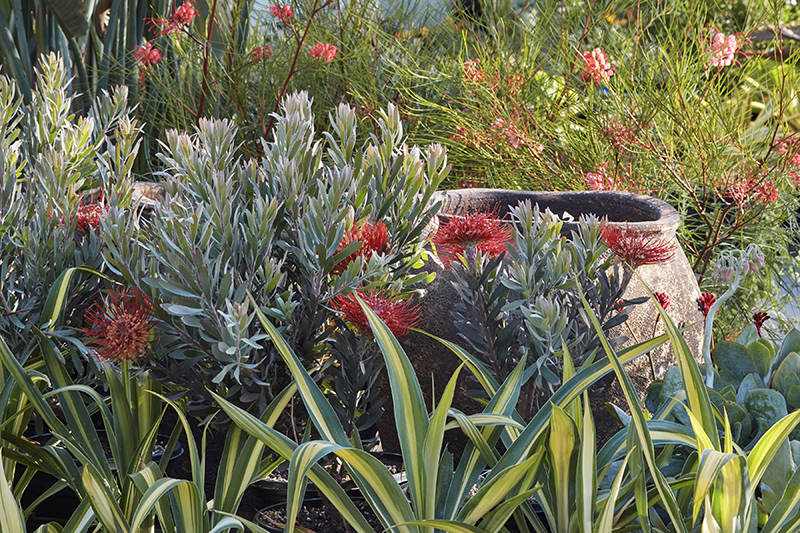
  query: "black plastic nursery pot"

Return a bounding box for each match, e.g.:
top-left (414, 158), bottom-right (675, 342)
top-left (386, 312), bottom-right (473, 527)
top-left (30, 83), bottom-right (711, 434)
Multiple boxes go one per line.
top-left (256, 497), bottom-right (382, 533)
top-left (19, 430), bottom-right (183, 528)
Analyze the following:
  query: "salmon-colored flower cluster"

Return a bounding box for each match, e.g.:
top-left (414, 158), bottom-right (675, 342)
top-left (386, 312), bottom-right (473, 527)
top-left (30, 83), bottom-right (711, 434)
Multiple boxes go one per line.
top-left (133, 43), bottom-right (163, 67)
top-left (705, 30), bottom-right (744, 68)
top-left (579, 47), bottom-right (615, 85)
top-left (433, 208), bottom-right (513, 267)
top-left (149, 1), bottom-right (199, 36)
top-left (331, 290), bottom-right (420, 338)
top-left (270, 4), bottom-right (294, 21)
top-left (83, 288), bottom-right (157, 363)
top-left (309, 42), bottom-right (338, 62)
top-left (600, 223), bottom-right (677, 269)
top-left (250, 45), bottom-right (273, 62)
top-left (585, 163), bottom-right (614, 191)
top-left (333, 220), bottom-right (388, 274)
top-left (724, 164), bottom-right (779, 208)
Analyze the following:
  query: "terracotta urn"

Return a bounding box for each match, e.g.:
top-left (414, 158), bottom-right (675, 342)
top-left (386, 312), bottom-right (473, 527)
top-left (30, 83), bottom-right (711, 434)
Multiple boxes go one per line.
top-left (378, 189), bottom-right (703, 451)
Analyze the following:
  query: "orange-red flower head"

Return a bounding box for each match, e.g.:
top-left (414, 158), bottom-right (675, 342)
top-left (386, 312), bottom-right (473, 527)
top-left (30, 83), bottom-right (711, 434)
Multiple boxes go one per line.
top-left (83, 288), bottom-right (157, 363)
top-left (600, 223), bottom-right (677, 269)
top-left (333, 220), bottom-right (388, 274)
top-left (432, 208), bottom-right (513, 268)
top-left (653, 292), bottom-right (670, 310)
top-left (331, 290), bottom-right (420, 338)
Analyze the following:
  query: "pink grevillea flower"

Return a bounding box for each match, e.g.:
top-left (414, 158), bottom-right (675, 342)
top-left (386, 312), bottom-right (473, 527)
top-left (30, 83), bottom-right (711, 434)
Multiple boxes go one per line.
top-left (270, 4), bottom-right (294, 21)
top-left (653, 292), bottom-right (670, 310)
top-left (309, 42), bottom-right (338, 62)
top-left (463, 59), bottom-right (485, 83)
top-left (707, 32), bottom-right (739, 67)
top-left (753, 311), bottom-right (770, 337)
top-left (600, 223), bottom-right (677, 269)
top-left (333, 220), bottom-right (388, 274)
top-left (250, 45), bottom-right (273, 61)
top-left (133, 43), bottom-right (163, 67)
top-left (433, 208), bottom-right (513, 268)
top-left (331, 290), bottom-right (421, 338)
top-left (83, 288), bottom-right (157, 363)
top-left (698, 292), bottom-right (716, 317)
top-left (585, 163), bottom-right (613, 191)
top-left (579, 47), bottom-right (615, 85)
top-left (149, 1), bottom-right (199, 36)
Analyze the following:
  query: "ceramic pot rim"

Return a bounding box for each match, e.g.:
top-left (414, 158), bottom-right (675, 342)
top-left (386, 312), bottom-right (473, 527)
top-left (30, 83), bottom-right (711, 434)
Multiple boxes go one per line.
top-left (432, 188), bottom-right (680, 236)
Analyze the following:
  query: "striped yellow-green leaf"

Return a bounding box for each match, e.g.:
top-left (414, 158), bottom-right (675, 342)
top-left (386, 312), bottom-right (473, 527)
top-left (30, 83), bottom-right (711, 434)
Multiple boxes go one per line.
top-left (576, 392), bottom-right (596, 533)
top-left (578, 285), bottom-right (688, 533)
top-left (487, 330), bottom-right (669, 477)
top-left (415, 330), bottom-right (500, 397)
top-left (478, 487), bottom-right (541, 533)
top-left (593, 453), bottom-right (630, 533)
top-left (0, 450), bottom-right (25, 533)
top-left (760, 466), bottom-right (800, 533)
top-left (288, 442), bottom-right (417, 533)
top-left (747, 409), bottom-right (800, 487)
top-left (392, 520), bottom-right (487, 533)
top-left (443, 414), bottom-right (525, 433)
top-left (249, 294), bottom-right (350, 446)
top-left (548, 404), bottom-right (577, 533)
top-left (168, 477), bottom-right (206, 533)
top-left (128, 478), bottom-right (196, 532)
top-left (457, 454), bottom-right (542, 525)
top-left (641, 281), bottom-right (720, 449)
top-left (359, 297), bottom-right (429, 519)
top-left (693, 449), bottom-right (737, 523)
top-left (420, 363), bottom-right (462, 529)
top-left (131, 462), bottom-right (175, 533)
top-left (211, 392), bottom-right (377, 533)
top-left (82, 463), bottom-right (129, 532)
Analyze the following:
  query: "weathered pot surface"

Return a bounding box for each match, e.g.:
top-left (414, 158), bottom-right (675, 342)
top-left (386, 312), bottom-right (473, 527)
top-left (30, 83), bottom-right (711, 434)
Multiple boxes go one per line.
top-left (385, 189), bottom-right (703, 449)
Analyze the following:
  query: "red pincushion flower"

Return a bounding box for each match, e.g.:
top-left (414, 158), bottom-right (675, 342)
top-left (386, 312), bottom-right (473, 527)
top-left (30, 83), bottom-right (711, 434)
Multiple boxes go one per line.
top-left (600, 222), bottom-right (677, 269)
top-left (432, 208), bottom-right (513, 268)
top-left (753, 312), bottom-right (770, 337)
top-left (76, 202), bottom-right (104, 230)
top-left (83, 288), bottom-right (157, 363)
top-left (653, 292), bottom-right (670, 310)
top-left (698, 292), bottom-right (716, 317)
top-left (331, 290), bottom-right (420, 338)
top-left (333, 220), bottom-right (388, 274)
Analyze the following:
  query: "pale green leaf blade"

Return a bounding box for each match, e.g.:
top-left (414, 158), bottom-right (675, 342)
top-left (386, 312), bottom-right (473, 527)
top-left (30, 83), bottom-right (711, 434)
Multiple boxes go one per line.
top-left (593, 453), bottom-right (630, 533)
top-left (693, 450), bottom-right (735, 523)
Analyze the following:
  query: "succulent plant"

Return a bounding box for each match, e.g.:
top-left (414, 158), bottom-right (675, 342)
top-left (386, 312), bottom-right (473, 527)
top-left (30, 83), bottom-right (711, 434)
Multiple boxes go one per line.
top-left (649, 325), bottom-right (800, 449)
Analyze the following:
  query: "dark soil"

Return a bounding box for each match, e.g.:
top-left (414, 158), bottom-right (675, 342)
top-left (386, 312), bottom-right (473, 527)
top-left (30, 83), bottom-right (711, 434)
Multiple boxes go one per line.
top-left (257, 499), bottom-right (383, 533)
